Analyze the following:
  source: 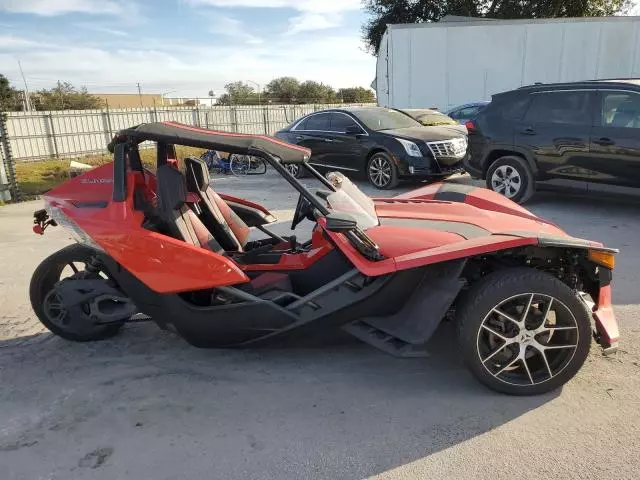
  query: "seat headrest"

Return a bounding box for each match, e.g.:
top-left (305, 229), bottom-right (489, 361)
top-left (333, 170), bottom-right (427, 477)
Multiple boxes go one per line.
top-left (157, 165), bottom-right (187, 213)
top-left (184, 156), bottom-right (210, 191)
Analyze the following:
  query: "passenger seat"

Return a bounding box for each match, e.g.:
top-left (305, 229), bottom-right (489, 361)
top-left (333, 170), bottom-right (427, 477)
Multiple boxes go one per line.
top-left (184, 156), bottom-right (250, 252)
top-left (156, 164), bottom-right (224, 253)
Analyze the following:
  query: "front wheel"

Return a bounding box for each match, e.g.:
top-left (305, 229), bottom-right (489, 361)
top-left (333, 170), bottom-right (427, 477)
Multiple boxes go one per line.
top-left (29, 244), bottom-right (124, 342)
top-left (486, 156), bottom-right (534, 203)
top-left (456, 268), bottom-right (592, 395)
top-left (367, 152), bottom-right (398, 189)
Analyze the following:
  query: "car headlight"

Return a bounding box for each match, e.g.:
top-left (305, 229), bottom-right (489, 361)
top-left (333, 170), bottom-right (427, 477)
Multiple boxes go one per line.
top-left (396, 138), bottom-right (422, 157)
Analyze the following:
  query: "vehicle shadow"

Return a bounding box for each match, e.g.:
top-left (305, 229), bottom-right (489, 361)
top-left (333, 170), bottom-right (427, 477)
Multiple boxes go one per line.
top-left (0, 322), bottom-right (557, 479)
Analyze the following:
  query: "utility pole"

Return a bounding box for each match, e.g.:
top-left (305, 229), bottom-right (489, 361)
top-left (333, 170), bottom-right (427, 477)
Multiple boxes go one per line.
top-left (18, 61), bottom-right (32, 111)
top-left (137, 82), bottom-right (143, 107)
top-left (246, 80), bottom-right (261, 105)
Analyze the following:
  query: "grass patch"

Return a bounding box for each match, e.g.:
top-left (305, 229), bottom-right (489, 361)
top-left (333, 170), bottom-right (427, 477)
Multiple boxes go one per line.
top-left (15, 146), bottom-right (207, 199)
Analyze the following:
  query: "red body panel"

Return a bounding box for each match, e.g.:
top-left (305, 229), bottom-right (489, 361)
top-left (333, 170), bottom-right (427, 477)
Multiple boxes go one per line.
top-left (44, 164), bottom-right (249, 294)
top-left (373, 199), bottom-right (566, 238)
top-left (593, 285), bottom-right (619, 348)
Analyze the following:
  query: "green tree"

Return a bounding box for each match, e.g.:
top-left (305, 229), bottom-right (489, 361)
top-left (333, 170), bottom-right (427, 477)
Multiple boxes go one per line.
top-left (297, 80), bottom-right (337, 103)
top-left (264, 76), bottom-right (300, 103)
top-left (32, 81), bottom-right (104, 110)
top-left (363, 0), bottom-right (632, 53)
top-left (0, 74), bottom-right (22, 111)
top-left (337, 87), bottom-right (376, 103)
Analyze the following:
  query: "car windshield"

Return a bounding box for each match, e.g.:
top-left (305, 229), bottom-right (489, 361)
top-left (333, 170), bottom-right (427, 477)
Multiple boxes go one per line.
top-left (324, 172), bottom-right (378, 230)
top-left (353, 108), bottom-right (421, 131)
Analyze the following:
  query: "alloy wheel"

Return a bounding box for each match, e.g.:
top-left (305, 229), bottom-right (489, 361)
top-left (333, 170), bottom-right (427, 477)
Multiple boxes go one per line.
top-left (491, 165), bottom-right (522, 198)
top-left (285, 163), bottom-right (300, 177)
top-left (369, 156), bottom-right (392, 188)
top-left (476, 293), bottom-right (579, 386)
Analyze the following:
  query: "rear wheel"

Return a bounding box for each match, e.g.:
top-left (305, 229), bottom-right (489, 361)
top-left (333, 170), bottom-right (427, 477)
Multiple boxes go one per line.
top-left (29, 244), bottom-right (124, 342)
top-left (486, 156), bottom-right (534, 203)
top-left (457, 268), bottom-right (591, 395)
top-left (367, 152), bottom-right (398, 189)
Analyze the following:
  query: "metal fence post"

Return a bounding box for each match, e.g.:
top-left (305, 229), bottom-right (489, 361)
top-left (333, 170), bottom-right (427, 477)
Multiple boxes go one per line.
top-left (47, 114), bottom-right (60, 159)
top-left (101, 108), bottom-right (112, 144)
top-left (192, 107), bottom-right (200, 127)
top-left (263, 105), bottom-right (269, 135)
top-left (231, 106), bottom-right (238, 132)
top-left (0, 112), bottom-right (21, 202)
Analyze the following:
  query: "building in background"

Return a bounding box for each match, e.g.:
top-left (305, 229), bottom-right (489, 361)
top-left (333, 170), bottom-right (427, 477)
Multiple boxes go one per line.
top-left (95, 93), bottom-right (163, 108)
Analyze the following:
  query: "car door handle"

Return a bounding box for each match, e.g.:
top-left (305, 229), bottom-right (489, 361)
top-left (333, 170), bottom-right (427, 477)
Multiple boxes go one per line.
top-left (323, 138), bottom-right (335, 143)
top-left (295, 135), bottom-right (304, 141)
top-left (593, 137), bottom-right (615, 146)
top-left (520, 127), bottom-right (536, 135)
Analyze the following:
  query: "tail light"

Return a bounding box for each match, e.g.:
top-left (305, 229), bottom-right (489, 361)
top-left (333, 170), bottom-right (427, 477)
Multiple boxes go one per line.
top-left (46, 201), bottom-right (105, 252)
top-left (464, 120), bottom-right (476, 131)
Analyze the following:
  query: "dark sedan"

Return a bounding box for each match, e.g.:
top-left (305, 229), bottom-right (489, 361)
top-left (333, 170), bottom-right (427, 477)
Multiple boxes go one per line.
top-left (275, 107), bottom-right (468, 189)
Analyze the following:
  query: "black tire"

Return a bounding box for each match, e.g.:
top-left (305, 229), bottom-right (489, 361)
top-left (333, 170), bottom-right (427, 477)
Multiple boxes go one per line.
top-left (29, 244), bottom-right (124, 342)
top-left (367, 152), bottom-right (399, 189)
top-left (456, 268), bottom-right (592, 395)
top-left (486, 155), bottom-right (534, 204)
top-left (284, 163), bottom-right (305, 178)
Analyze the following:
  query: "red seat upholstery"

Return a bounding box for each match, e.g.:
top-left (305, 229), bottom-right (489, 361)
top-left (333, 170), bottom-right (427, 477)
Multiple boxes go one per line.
top-left (156, 164), bottom-right (223, 253)
top-left (185, 156), bottom-right (250, 252)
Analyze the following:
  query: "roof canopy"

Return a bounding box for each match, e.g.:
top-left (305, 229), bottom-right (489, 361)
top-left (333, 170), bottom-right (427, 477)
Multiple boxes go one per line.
top-left (109, 122), bottom-right (311, 164)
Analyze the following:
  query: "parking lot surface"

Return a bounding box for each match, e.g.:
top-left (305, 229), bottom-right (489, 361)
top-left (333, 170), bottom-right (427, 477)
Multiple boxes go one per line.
top-left (1, 173), bottom-right (639, 480)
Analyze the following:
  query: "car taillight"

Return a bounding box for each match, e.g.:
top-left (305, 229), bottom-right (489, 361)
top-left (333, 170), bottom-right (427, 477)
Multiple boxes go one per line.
top-left (464, 120), bottom-right (475, 131)
top-left (46, 202), bottom-right (105, 252)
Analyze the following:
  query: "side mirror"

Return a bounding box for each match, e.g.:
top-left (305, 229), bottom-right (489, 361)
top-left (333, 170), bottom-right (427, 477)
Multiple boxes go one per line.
top-left (345, 125), bottom-right (363, 136)
top-left (325, 212), bottom-right (357, 232)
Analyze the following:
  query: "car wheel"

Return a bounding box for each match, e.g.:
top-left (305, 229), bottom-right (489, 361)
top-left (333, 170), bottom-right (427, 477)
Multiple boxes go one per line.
top-left (367, 152), bottom-right (398, 189)
top-left (284, 163), bottom-right (305, 178)
top-left (29, 244), bottom-right (124, 342)
top-left (486, 156), bottom-right (534, 203)
top-left (456, 268), bottom-right (591, 395)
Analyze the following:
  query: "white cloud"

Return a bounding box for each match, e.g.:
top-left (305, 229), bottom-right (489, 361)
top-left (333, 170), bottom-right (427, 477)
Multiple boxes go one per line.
top-left (184, 0), bottom-right (362, 13)
top-left (287, 12), bottom-right (340, 35)
top-left (0, 33), bottom-right (374, 96)
top-left (213, 15), bottom-right (263, 44)
top-left (0, 34), bottom-right (42, 48)
top-left (0, 0), bottom-right (124, 16)
top-left (76, 22), bottom-right (128, 36)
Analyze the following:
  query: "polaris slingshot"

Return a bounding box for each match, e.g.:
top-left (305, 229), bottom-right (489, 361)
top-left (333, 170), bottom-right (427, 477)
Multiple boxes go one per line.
top-left (29, 122), bottom-right (620, 395)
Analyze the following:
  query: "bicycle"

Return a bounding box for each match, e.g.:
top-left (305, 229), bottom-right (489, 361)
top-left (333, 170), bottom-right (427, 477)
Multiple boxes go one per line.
top-left (228, 154), bottom-right (267, 176)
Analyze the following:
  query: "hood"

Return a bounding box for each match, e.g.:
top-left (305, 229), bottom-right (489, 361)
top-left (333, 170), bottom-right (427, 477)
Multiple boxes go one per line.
top-left (363, 182), bottom-right (602, 259)
top-left (380, 125), bottom-right (466, 142)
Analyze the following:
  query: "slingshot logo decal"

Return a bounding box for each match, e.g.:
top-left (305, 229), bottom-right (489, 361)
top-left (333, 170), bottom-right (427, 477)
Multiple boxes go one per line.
top-left (80, 178), bottom-right (113, 184)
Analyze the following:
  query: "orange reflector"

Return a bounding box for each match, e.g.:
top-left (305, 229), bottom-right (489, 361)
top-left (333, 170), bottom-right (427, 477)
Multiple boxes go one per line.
top-left (588, 249), bottom-right (616, 270)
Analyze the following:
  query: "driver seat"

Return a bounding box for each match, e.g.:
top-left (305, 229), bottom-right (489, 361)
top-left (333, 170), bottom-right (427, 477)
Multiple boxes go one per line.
top-left (184, 156), bottom-right (250, 252)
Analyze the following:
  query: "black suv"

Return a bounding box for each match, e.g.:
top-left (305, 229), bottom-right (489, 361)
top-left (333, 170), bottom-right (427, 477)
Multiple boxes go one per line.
top-left (465, 79), bottom-right (640, 203)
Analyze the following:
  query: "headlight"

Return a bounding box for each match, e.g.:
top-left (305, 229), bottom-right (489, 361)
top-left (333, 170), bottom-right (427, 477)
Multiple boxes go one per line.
top-left (396, 138), bottom-right (422, 157)
top-left (46, 203), bottom-right (105, 252)
top-left (588, 249), bottom-right (615, 270)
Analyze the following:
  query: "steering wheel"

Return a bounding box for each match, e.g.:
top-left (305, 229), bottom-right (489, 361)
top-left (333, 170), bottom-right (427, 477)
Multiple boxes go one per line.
top-left (291, 194), bottom-right (313, 230)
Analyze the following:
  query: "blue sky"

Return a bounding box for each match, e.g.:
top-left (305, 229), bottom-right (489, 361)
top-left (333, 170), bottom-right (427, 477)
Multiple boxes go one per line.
top-left (0, 0), bottom-right (375, 98)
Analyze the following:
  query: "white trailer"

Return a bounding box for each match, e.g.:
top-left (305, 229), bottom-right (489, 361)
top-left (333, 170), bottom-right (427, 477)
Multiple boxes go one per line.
top-left (375, 16), bottom-right (640, 111)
